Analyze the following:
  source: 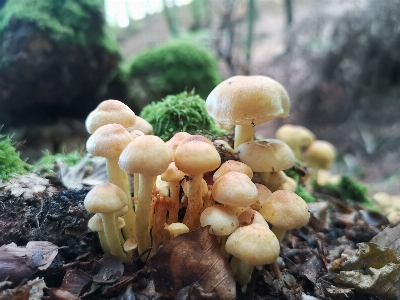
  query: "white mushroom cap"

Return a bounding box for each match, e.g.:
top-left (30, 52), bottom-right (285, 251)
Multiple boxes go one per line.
top-left (200, 205), bottom-right (239, 236)
top-left (206, 75), bottom-right (290, 126)
top-left (237, 139), bottom-right (295, 173)
top-left (259, 190), bottom-right (310, 230)
top-left (212, 171), bottom-right (258, 207)
top-left (225, 223), bottom-right (280, 266)
top-left (85, 99), bottom-right (136, 134)
top-left (213, 160), bottom-right (253, 182)
top-left (165, 223), bottom-right (189, 237)
top-left (86, 123), bottom-right (133, 158)
top-left (118, 135), bottom-right (172, 176)
top-left (84, 183), bottom-right (128, 214)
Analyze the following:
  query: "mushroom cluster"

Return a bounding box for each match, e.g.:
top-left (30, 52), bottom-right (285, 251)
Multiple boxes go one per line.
top-left (82, 76), bottom-right (311, 286)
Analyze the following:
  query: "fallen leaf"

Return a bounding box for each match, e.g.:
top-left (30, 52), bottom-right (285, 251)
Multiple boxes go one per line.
top-left (60, 269), bottom-right (92, 296)
top-left (370, 222), bottom-right (400, 255)
top-left (27, 278), bottom-right (47, 300)
top-left (0, 241), bottom-right (58, 283)
top-left (93, 253), bottom-right (124, 283)
top-left (148, 226), bottom-right (236, 299)
top-left (332, 242), bottom-right (400, 300)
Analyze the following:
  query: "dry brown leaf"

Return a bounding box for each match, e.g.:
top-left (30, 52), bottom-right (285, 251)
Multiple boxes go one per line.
top-left (148, 226), bottom-right (236, 299)
top-left (60, 269), bottom-right (92, 296)
top-left (370, 222), bottom-right (400, 255)
top-left (0, 241), bottom-right (58, 283)
top-left (92, 253), bottom-right (124, 284)
top-left (332, 242), bottom-right (400, 300)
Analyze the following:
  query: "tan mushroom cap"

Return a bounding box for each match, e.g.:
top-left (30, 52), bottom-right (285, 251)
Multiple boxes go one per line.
top-left (303, 140), bottom-right (336, 170)
top-left (165, 223), bottom-right (189, 237)
top-left (237, 139), bottom-right (295, 173)
top-left (212, 171), bottom-right (258, 207)
top-left (275, 124), bottom-right (315, 150)
top-left (88, 214), bottom-right (104, 232)
top-left (206, 75), bottom-right (290, 126)
top-left (259, 190), bottom-right (310, 230)
top-left (86, 123), bottom-right (133, 158)
top-left (165, 132), bottom-right (192, 161)
top-left (84, 183), bottom-right (128, 214)
top-left (128, 129), bottom-right (145, 139)
top-left (213, 160), bottom-right (253, 182)
top-left (175, 135), bottom-right (221, 175)
top-left (200, 205), bottom-right (239, 236)
top-left (126, 116), bottom-right (153, 135)
top-left (225, 223), bottom-right (280, 266)
top-left (251, 183), bottom-right (272, 211)
top-left (118, 135), bottom-right (172, 176)
top-left (85, 99), bottom-right (136, 134)
top-left (161, 162), bottom-right (186, 182)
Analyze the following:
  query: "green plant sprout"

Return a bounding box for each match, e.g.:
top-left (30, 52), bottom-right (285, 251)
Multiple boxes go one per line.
top-left (140, 91), bottom-right (226, 141)
top-left (0, 126), bottom-right (31, 182)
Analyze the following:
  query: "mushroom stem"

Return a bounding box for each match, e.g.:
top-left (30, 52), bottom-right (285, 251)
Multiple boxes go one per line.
top-left (271, 226), bottom-right (286, 242)
top-left (134, 173), bottom-right (139, 199)
top-left (98, 231), bottom-right (110, 253)
top-left (107, 156), bottom-right (136, 241)
top-left (167, 181), bottom-right (180, 224)
top-left (234, 124), bottom-right (255, 149)
top-left (183, 174), bottom-right (203, 231)
top-left (136, 173), bottom-right (154, 256)
top-left (270, 261), bottom-right (282, 280)
top-left (100, 213), bottom-right (127, 259)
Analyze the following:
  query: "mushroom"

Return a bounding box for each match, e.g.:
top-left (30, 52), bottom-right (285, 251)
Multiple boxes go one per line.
top-left (126, 116), bottom-right (153, 135)
top-left (251, 183), bottom-right (272, 211)
top-left (236, 139), bottom-right (295, 184)
top-left (161, 162), bottom-right (186, 224)
top-left (174, 135), bottom-right (221, 230)
top-left (259, 190), bottom-right (310, 241)
top-left (85, 99), bottom-right (136, 134)
top-left (212, 171), bottom-right (258, 208)
top-left (213, 160), bottom-right (253, 182)
top-left (86, 123), bottom-right (136, 240)
top-left (165, 131), bottom-right (191, 161)
top-left (303, 140), bottom-right (336, 183)
top-left (84, 183), bottom-right (128, 259)
top-left (87, 214), bottom-right (110, 253)
top-left (165, 223), bottom-right (189, 238)
top-left (118, 135), bottom-right (172, 256)
top-left (206, 75), bottom-right (290, 149)
top-left (275, 124), bottom-right (315, 160)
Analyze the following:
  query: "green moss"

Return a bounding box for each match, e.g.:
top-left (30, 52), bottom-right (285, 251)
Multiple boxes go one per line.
top-left (140, 91), bottom-right (226, 141)
top-left (125, 41), bottom-right (221, 111)
top-left (0, 127), bottom-right (31, 182)
top-left (33, 149), bottom-right (84, 178)
top-left (314, 175), bottom-right (374, 207)
top-left (295, 184), bottom-right (316, 203)
top-left (0, 0), bottom-right (117, 52)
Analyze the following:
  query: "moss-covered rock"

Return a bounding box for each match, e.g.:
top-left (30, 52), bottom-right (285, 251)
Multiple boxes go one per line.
top-left (140, 91), bottom-right (225, 141)
top-left (0, 0), bottom-right (120, 126)
top-left (124, 41), bottom-right (221, 112)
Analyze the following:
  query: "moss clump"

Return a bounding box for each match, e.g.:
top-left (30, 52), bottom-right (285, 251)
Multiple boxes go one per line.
top-left (33, 149), bottom-right (84, 178)
top-left (0, 127), bottom-right (31, 182)
top-left (124, 41), bottom-right (221, 112)
top-left (295, 184), bottom-right (316, 203)
top-left (0, 0), bottom-right (116, 52)
top-left (140, 91), bottom-right (225, 141)
top-left (315, 175), bottom-right (373, 206)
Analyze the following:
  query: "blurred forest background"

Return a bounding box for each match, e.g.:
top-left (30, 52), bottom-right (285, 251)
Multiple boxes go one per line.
top-left (0, 0), bottom-right (399, 194)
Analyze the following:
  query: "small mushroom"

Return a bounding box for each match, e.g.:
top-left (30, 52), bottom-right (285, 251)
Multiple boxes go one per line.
top-left (275, 124), bottom-right (315, 160)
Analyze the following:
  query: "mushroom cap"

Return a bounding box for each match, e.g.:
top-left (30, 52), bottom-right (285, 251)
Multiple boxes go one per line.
top-left (128, 129), bottom-right (145, 139)
top-left (259, 190), bottom-right (310, 230)
top-left (206, 75), bottom-right (290, 126)
top-left (212, 171), bottom-right (258, 207)
top-left (213, 160), bottom-right (253, 182)
top-left (225, 223), bottom-right (280, 266)
top-left (165, 223), bottom-right (189, 237)
top-left (182, 178), bottom-right (208, 198)
top-left (303, 140), bottom-right (336, 170)
top-left (85, 100), bottom-right (136, 134)
top-left (86, 123), bottom-right (133, 158)
top-left (88, 214), bottom-right (103, 232)
top-left (264, 171), bottom-right (288, 190)
top-left (237, 139), bottom-right (295, 173)
top-left (275, 124), bottom-right (315, 149)
top-left (126, 116), bottom-right (153, 135)
top-left (200, 205), bottom-right (239, 236)
top-left (175, 135), bottom-right (221, 175)
top-left (84, 183), bottom-right (128, 214)
top-left (118, 135), bottom-right (172, 176)
top-left (165, 132), bottom-right (192, 161)
top-left (251, 183), bottom-right (272, 211)
top-left (161, 162), bottom-right (186, 182)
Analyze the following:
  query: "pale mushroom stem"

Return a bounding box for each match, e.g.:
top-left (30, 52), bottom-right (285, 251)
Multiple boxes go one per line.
top-left (183, 174), bottom-right (203, 231)
top-left (134, 173), bottom-right (139, 200)
top-left (98, 231), bottom-right (111, 253)
top-left (100, 213), bottom-right (127, 259)
top-left (234, 124), bottom-right (255, 149)
top-left (271, 226), bottom-right (286, 242)
top-left (107, 156), bottom-right (137, 240)
top-left (136, 173), bottom-right (154, 256)
top-left (167, 181), bottom-right (180, 224)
